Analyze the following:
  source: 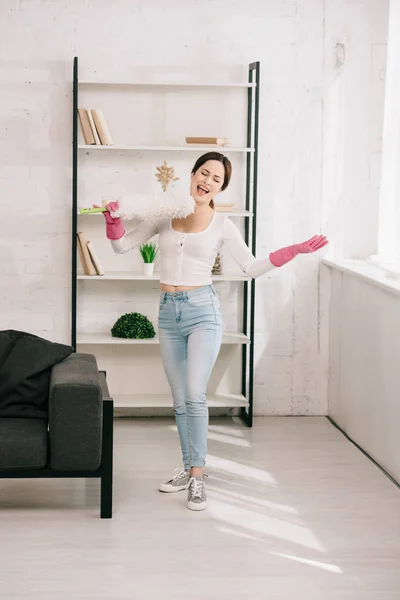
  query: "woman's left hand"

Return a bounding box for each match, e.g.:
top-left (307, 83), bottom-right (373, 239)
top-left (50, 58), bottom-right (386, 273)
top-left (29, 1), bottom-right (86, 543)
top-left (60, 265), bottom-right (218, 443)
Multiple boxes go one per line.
top-left (296, 234), bottom-right (328, 254)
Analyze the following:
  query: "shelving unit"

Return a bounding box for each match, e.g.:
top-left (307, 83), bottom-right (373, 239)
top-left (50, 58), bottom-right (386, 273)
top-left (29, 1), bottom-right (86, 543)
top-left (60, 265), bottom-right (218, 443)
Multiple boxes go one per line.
top-left (72, 57), bottom-right (260, 426)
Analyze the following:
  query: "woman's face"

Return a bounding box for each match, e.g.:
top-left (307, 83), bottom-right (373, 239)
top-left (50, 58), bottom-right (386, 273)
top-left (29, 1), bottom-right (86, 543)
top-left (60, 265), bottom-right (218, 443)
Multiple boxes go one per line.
top-left (190, 160), bottom-right (225, 206)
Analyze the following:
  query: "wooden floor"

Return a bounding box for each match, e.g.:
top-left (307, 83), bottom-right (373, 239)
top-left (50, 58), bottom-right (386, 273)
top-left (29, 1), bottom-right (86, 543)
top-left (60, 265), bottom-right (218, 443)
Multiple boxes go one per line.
top-left (0, 417), bottom-right (399, 599)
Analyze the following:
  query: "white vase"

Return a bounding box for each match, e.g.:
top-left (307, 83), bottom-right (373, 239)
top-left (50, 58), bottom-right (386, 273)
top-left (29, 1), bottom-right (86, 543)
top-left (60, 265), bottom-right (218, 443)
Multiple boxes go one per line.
top-left (143, 263), bottom-right (155, 277)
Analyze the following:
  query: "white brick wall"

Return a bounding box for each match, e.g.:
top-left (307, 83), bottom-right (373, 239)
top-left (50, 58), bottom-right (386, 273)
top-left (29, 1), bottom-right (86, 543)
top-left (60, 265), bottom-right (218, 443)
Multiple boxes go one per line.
top-left (0, 0), bottom-right (388, 414)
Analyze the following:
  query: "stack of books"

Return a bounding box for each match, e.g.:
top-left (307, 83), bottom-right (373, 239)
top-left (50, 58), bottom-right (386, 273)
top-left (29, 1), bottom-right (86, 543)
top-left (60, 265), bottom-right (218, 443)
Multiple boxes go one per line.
top-left (77, 232), bottom-right (105, 276)
top-left (78, 108), bottom-right (113, 145)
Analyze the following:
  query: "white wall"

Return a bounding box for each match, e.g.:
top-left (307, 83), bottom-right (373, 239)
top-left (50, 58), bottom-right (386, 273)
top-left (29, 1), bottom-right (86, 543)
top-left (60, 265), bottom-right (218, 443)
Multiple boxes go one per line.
top-left (0, 0), bottom-right (388, 415)
top-left (327, 264), bottom-right (400, 483)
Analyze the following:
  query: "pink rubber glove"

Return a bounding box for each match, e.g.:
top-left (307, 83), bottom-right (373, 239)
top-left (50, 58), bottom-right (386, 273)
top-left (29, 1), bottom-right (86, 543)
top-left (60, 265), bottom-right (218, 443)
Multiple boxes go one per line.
top-left (93, 201), bottom-right (125, 240)
top-left (269, 234), bottom-right (328, 267)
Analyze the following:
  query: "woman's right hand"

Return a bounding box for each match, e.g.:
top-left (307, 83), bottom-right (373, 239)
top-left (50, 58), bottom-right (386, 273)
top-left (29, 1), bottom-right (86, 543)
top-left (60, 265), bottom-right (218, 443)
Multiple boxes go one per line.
top-left (93, 202), bottom-right (120, 224)
top-left (93, 202), bottom-right (125, 240)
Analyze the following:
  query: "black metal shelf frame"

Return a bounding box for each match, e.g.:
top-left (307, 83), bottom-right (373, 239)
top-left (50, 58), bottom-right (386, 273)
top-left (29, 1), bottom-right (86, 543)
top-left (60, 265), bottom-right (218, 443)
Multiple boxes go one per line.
top-left (71, 57), bottom-right (260, 427)
top-left (240, 61), bottom-right (260, 428)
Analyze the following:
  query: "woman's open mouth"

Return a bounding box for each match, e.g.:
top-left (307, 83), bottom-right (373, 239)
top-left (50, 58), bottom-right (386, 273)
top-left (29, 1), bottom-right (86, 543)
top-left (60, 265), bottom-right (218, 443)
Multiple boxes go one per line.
top-left (197, 185), bottom-right (209, 196)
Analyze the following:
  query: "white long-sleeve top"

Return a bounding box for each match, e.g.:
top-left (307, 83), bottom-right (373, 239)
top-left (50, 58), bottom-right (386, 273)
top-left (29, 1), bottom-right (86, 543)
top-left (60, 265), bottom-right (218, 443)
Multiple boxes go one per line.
top-left (111, 211), bottom-right (276, 286)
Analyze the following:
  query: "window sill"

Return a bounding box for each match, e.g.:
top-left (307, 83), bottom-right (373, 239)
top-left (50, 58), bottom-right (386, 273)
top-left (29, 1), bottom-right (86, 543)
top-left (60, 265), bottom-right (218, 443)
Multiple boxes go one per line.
top-left (322, 258), bottom-right (400, 298)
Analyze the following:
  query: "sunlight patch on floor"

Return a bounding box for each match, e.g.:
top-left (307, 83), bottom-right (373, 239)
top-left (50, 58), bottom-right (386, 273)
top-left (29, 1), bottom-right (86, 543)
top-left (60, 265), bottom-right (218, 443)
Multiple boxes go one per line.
top-left (207, 431), bottom-right (251, 447)
top-left (208, 425), bottom-right (246, 438)
top-left (207, 454), bottom-right (277, 486)
top-left (271, 552), bottom-right (342, 574)
top-left (208, 497), bottom-right (325, 552)
top-left (209, 485), bottom-right (299, 514)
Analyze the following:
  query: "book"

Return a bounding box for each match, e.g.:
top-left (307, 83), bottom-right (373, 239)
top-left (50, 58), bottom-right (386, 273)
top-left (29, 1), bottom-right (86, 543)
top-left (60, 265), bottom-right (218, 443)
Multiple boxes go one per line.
top-left (77, 232), bottom-right (97, 275)
top-left (91, 109), bottom-right (113, 145)
top-left (87, 241), bottom-right (105, 275)
top-left (185, 137), bottom-right (228, 146)
top-left (215, 203), bottom-right (235, 212)
top-left (77, 233), bottom-right (90, 274)
top-left (78, 108), bottom-right (95, 145)
top-left (87, 109), bottom-right (101, 145)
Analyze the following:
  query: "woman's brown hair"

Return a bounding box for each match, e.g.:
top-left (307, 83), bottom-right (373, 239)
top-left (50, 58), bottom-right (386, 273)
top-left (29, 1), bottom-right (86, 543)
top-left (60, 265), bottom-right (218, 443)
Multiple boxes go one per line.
top-left (191, 152), bottom-right (232, 209)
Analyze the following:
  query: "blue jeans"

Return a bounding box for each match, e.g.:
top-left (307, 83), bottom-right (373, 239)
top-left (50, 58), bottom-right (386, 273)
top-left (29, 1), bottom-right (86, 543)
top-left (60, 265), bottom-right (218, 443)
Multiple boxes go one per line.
top-left (158, 285), bottom-right (222, 470)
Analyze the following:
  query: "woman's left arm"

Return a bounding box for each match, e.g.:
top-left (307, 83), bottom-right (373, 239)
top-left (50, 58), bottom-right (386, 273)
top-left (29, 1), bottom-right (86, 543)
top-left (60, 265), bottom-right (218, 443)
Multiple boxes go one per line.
top-left (222, 219), bottom-right (328, 278)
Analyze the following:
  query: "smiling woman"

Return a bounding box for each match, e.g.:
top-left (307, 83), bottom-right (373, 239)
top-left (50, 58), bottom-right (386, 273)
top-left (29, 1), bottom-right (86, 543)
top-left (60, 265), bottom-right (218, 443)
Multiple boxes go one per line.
top-left (100, 150), bottom-right (328, 511)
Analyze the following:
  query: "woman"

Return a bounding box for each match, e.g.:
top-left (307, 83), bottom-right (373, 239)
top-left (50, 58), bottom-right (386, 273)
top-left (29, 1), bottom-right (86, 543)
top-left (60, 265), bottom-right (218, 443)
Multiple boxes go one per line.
top-left (99, 151), bottom-right (328, 511)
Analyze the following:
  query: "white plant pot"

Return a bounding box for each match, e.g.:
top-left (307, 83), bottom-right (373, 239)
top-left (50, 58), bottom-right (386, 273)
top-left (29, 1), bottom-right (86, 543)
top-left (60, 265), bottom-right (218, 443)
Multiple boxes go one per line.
top-left (143, 263), bottom-right (155, 277)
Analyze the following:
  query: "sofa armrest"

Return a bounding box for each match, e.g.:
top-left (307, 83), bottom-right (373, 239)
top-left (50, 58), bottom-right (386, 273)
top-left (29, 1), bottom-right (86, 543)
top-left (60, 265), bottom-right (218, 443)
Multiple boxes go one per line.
top-left (48, 353), bottom-right (102, 471)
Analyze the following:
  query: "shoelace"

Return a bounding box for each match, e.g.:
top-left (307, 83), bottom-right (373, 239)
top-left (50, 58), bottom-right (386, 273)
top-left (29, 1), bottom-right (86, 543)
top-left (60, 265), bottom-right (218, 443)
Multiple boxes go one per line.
top-left (188, 476), bottom-right (205, 500)
top-left (171, 468), bottom-right (188, 483)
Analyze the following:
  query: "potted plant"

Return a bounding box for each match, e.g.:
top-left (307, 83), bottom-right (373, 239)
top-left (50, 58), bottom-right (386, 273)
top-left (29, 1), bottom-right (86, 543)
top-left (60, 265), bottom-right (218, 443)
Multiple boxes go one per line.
top-left (139, 242), bottom-right (159, 276)
top-left (111, 312), bottom-right (156, 339)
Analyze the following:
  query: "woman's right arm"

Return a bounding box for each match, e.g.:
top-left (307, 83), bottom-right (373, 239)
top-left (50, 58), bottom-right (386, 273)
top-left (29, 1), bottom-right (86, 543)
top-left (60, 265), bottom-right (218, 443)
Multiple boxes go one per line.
top-left (98, 201), bottom-right (159, 254)
top-left (111, 219), bottom-right (159, 254)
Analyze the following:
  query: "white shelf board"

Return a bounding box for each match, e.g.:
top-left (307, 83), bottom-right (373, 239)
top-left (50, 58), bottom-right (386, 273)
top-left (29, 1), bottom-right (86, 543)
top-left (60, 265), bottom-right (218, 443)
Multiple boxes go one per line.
top-left (215, 210), bottom-right (254, 217)
top-left (78, 209), bottom-right (253, 217)
top-left (78, 272), bottom-right (159, 281)
top-left (78, 144), bottom-right (254, 153)
top-left (79, 80), bottom-right (256, 89)
top-left (77, 332), bottom-right (250, 345)
top-left (77, 271), bottom-right (251, 281)
top-left (113, 393), bottom-right (247, 409)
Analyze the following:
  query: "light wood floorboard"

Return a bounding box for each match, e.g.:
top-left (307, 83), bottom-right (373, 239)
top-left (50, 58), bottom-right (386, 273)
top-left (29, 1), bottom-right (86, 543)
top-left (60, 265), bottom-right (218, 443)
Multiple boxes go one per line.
top-left (0, 417), bottom-right (399, 599)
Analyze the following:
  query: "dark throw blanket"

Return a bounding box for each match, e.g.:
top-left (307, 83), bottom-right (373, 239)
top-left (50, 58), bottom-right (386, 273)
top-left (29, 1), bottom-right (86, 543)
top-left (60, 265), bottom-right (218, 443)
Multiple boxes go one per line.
top-left (0, 330), bottom-right (73, 419)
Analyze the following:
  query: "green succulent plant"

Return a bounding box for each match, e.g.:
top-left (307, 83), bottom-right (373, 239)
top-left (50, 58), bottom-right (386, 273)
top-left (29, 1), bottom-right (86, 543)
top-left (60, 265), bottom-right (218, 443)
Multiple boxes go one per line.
top-left (139, 242), bottom-right (159, 263)
top-left (111, 312), bottom-right (156, 339)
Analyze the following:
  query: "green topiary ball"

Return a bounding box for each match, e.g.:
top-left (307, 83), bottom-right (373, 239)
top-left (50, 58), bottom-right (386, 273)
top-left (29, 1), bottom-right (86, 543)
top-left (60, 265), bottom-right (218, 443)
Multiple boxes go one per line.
top-left (111, 312), bottom-right (156, 339)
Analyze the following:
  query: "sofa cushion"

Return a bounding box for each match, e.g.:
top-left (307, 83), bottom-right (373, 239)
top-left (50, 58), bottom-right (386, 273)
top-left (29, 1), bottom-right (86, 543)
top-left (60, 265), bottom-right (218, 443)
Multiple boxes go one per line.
top-left (0, 330), bottom-right (73, 420)
top-left (0, 418), bottom-right (48, 470)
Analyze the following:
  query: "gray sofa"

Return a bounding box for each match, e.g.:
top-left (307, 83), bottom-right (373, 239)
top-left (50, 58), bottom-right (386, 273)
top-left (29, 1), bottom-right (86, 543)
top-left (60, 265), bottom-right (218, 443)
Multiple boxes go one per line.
top-left (0, 353), bottom-right (113, 518)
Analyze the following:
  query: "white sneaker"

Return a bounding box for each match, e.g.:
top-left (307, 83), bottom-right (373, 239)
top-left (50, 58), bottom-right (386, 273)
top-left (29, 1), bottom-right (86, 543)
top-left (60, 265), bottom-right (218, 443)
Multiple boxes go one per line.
top-left (187, 475), bottom-right (208, 511)
top-left (159, 469), bottom-right (190, 493)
